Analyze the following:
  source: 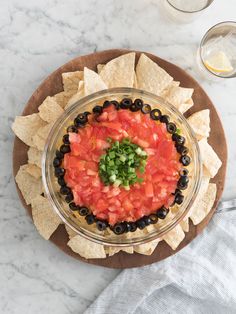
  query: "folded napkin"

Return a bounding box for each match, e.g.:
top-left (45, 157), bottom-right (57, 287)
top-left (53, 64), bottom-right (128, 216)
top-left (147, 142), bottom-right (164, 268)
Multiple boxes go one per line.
top-left (84, 210), bottom-right (236, 314)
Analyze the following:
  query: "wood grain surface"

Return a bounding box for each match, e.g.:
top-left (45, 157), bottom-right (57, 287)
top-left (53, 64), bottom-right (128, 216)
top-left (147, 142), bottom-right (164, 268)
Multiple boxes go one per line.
top-left (12, 49), bottom-right (227, 268)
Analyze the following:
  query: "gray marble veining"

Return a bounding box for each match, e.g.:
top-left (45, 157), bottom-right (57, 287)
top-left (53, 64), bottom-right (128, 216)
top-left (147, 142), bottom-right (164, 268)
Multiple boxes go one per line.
top-left (0, 0), bottom-right (235, 313)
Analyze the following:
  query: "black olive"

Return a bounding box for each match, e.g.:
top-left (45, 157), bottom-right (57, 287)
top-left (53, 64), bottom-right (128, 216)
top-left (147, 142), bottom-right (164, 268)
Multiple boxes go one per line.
top-left (149, 214), bottom-right (158, 224)
top-left (160, 115), bottom-right (170, 124)
top-left (54, 167), bottom-right (65, 178)
top-left (180, 155), bottom-right (191, 166)
top-left (113, 223), bottom-right (125, 234)
top-left (179, 168), bottom-right (189, 176)
top-left (58, 177), bottom-right (66, 186)
top-left (174, 188), bottom-right (182, 195)
top-left (65, 193), bottom-right (74, 203)
top-left (85, 214), bottom-right (96, 225)
top-left (120, 98), bottom-right (132, 109)
top-left (53, 157), bottom-right (61, 168)
top-left (177, 176), bottom-right (189, 190)
top-left (103, 100), bottom-right (111, 108)
top-left (96, 220), bottom-right (108, 231)
top-left (150, 109), bottom-right (162, 120)
top-left (55, 150), bottom-right (64, 159)
top-left (93, 105), bottom-right (103, 114)
top-left (129, 222), bottom-right (137, 232)
top-left (84, 111), bottom-right (91, 116)
top-left (125, 222), bottom-right (132, 232)
top-left (174, 135), bottom-right (185, 145)
top-left (130, 103), bottom-right (139, 112)
top-left (60, 144), bottom-right (71, 154)
top-left (69, 202), bottom-right (80, 211)
top-left (143, 216), bottom-right (151, 226)
top-left (134, 98), bottom-right (143, 109)
top-left (74, 113), bottom-right (88, 126)
top-left (176, 145), bottom-right (189, 155)
top-left (175, 193), bottom-right (184, 205)
top-left (166, 122), bottom-right (177, 134)
top-left (110, 100), bottom-right (120, 110)
top-left (67, 125), bottom-right (78, 133)
top-left (136, 218), bottom-right (146, 229)
top-left (78, 206), bottom-right (89, 216)
top-left (157, 207), bottom-right (169, 219)
top-left (141, 104), bottom-right (151, 114)
top-left (60, 186), bottom-right (71, 195)
top-left (63, 134), bottom-right (70, 144)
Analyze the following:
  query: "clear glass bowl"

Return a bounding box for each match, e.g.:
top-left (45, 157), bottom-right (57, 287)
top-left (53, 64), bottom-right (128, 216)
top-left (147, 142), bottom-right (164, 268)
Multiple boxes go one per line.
top-left (42, 88), bottom-right (202, 247)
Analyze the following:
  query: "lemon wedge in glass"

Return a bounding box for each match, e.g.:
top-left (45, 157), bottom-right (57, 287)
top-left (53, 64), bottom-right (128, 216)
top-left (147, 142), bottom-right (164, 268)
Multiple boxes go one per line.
top-left (204, 51), bottom-right (233, 74)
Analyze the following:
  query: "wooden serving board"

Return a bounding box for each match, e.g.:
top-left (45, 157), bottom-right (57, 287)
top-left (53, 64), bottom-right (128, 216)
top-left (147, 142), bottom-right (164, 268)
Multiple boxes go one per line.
top-left (13, 49), bottom-right (227, 269)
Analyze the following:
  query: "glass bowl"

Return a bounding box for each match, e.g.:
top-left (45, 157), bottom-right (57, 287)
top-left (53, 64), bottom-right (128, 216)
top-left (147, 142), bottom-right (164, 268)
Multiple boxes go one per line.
top-left (42, 88), bottom-right (202, 247)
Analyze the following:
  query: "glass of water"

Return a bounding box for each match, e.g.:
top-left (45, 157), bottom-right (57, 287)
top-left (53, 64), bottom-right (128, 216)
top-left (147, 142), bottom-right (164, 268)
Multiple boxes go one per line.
top-left (197, 21), bottom-right (236, 80)
top-left (161, 0), bottom-right (214, 23)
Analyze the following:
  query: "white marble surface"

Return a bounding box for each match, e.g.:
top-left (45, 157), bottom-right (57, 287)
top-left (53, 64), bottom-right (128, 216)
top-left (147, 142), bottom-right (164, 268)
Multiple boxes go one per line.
top-left (0, 0), bottom-right (235, 313)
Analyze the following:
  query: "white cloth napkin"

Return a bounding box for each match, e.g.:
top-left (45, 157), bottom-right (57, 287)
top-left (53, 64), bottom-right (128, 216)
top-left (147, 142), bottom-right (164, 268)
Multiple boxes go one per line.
top-left (84, 210), bottom-right (236, 314)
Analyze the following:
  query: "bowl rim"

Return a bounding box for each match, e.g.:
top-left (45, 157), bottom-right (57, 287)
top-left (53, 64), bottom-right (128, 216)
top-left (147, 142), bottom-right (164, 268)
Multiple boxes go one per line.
top-left (42, 87), bottom-right (202, 247)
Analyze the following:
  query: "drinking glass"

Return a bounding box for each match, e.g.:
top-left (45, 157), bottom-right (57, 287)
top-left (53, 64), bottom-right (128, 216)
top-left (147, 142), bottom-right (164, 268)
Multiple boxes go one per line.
top-left (196, 21), bottom-right (236, 80)
top-left (161, 0), bottom-right (214, 23)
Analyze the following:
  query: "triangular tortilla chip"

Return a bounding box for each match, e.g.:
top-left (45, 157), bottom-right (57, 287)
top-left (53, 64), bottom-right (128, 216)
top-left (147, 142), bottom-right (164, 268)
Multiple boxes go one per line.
top-left (84, 67), bottom-right (107, 96)
top-left (38, 96), bottom-right (64, 123)
top-left (25, 164), bottom-right (42, 179)
top-left (180, 217), bottom-right (189, 232)
top-left (136, 53), bottom-right (173, 95)
top-left (106, 246), bottom-right (134, 256)
top-left (27, 147), bottom-right (42, 168)
top-left (15, 165), bottom-right (43, 205)
top-left (53, 91), bottom-right (75, 109)
top-left (178, 98), bottom-right (194, 114)
top-left (99, 52), bottom-right (135, 88)
top-left (68, 234), bottom-right (106, 259)
top-left (134, 239), bottom-right (159, 255)
top-left (31, 195), bottom-right (61, 240)
top-left (97, 64), bottom-right (104, 74)
top-left (165, 86), bottom-right (193, 108)
top-left (162, 224), bottom-right (185, 250)
top-left (62, 71), bottom-right (83, 92)
top-left (190, 183), bottom-right (217, 225)
top-left (65, 81), bottom-right (85, 110)
top-left (65, 224), bottom-right (77, 239)
top-left (198, 138), bottom-right (222, 178)
top-left (12, 113), bottom-right (46, 147)
top-left (187, 109), bottom-right (210, 139)
top-left (160, 81), bottom-right (180, 98)
top-left (32, 122), bottom-right (54, 151)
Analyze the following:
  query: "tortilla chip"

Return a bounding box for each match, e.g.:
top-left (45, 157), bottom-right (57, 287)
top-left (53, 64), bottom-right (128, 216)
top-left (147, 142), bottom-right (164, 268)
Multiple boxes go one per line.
top-left (15, 165), bottom-right (43, 205)
top-left (133, 73), bottom-right (138, 88)
top-left (136, 53), bottom-right (173, 95)
top-left (65, 81), bottom-right (85, 110)
top-left (187, 109), bottom-right (210, 139)
top-left (27, 147), bottom-right (42, 168)
top-left (106, 246), bottom-right (134, 256)
top-left (32, 122), bottom-right (54, 151)
top-left (165, 86), bottom-right (193, 108)
top-left (162, 224), bottom-right (185, 250)
top-left (53, 91), bottom-right (75, 109)
top-left (68, 234), bottom-right (106, 259)
top-left (198, 138), bottom-right (222, 178)
top-left (178, 98), bottom-right (194, 114)
top-left (25, 164), bottom-right (41, 179)
top-left (65, 224), bottom-right (77, 239)
top-left (38, 96), bottom-right (64, 123)
top-left (31, 195), bottom-right (61, 240)
top-left (134, 239), bottom-right (159, 255)
top-left (62, 71), bottom-right (83, 92)
top-left (99, 52), bottom-right (135, 88)
top-left (97, 64), bottom-right (104, 74)
top-left (160, 81), bottom-right (180, 98)
top-left (12, 113), bottom-right (46, 147)
top-left (84, 67), bottom-right (107, 96)
top-left (190, 183), bottom-right (217, 225)
top-left (180, 217), bottom-right (189, 232)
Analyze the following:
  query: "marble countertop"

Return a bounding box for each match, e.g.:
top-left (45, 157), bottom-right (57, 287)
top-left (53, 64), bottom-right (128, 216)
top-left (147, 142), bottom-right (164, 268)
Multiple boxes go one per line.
top-left (0, 0), bottom-right (235, 313)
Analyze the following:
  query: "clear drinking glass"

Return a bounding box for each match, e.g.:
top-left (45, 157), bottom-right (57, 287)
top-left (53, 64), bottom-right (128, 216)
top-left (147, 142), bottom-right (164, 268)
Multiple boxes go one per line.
top-left (197, 21), bottom-right (236, 81)
top-left (161, 0), bottom-right (214, 23)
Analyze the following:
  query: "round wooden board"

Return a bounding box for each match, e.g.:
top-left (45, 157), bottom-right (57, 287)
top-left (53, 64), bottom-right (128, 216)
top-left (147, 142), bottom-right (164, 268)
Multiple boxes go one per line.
top-left (13, 49), bottom-right (227, 269)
